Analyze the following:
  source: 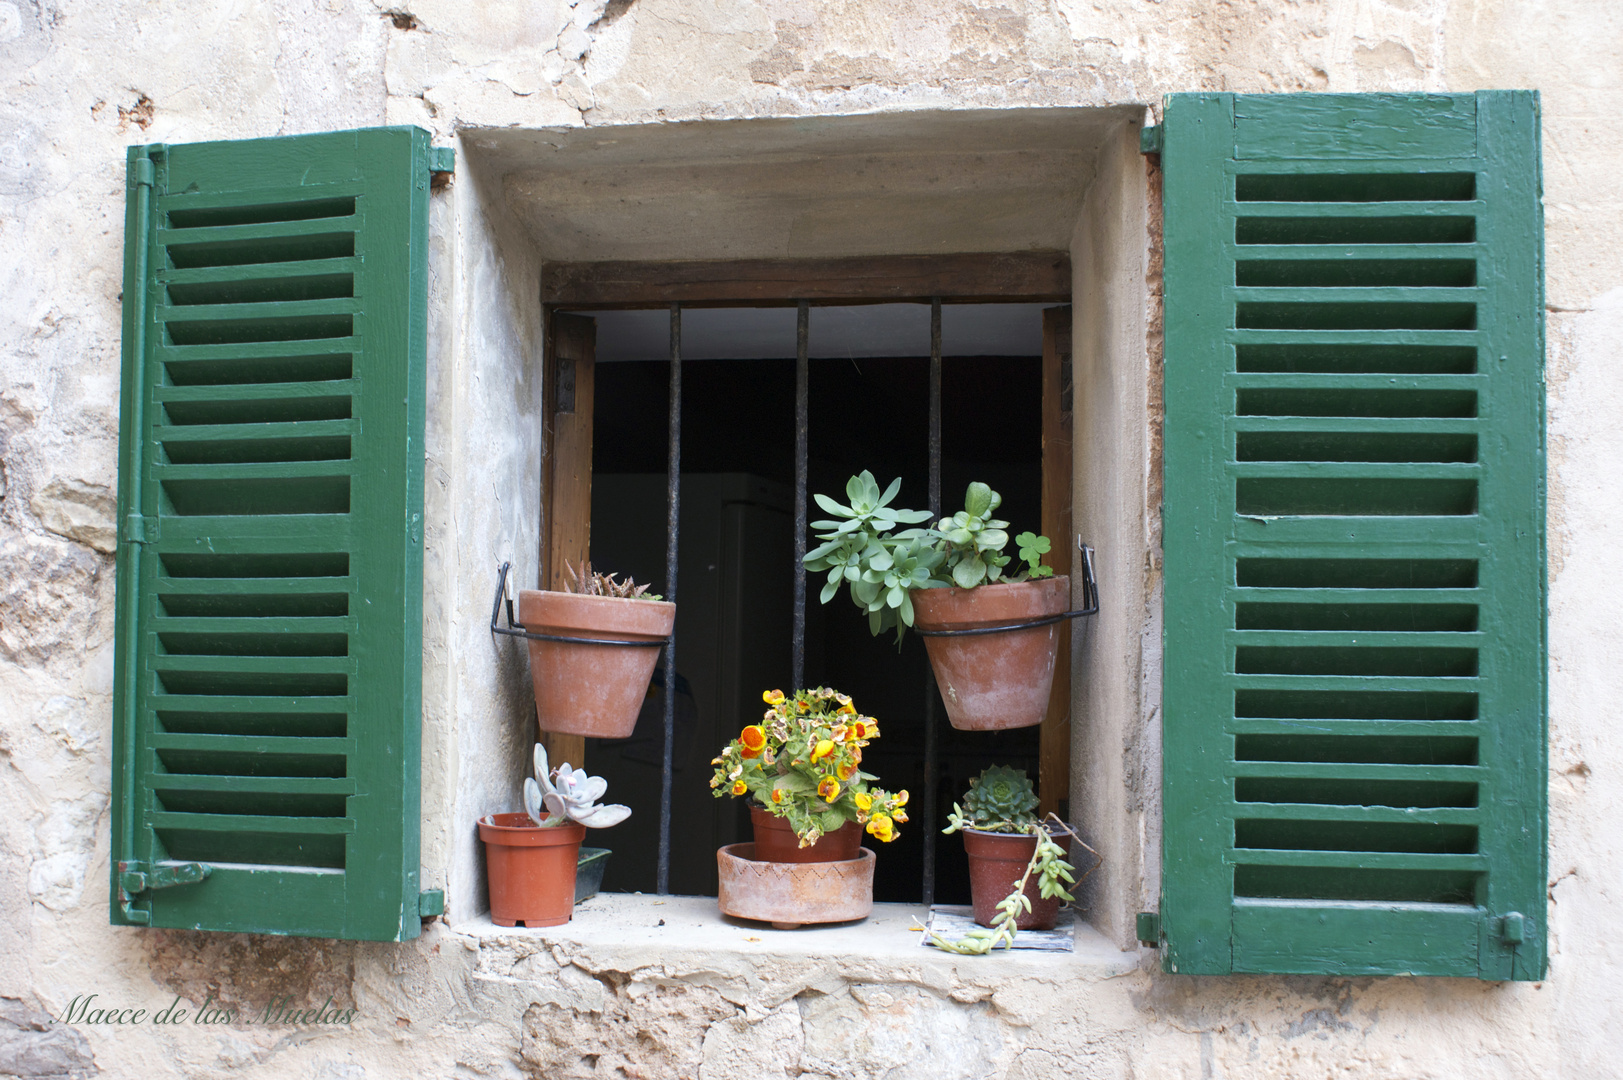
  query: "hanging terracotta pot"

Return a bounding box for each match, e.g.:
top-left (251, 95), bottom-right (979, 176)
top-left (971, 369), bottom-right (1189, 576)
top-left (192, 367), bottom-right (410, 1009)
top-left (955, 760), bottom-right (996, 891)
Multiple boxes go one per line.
top-left (748, 805), bottom-right (862, 863)
top-left (479, 813), bottom-right (586, 927)
top-left (910, 576), bottom-right (1070, 731)
top-left (962, 828), bottom-right (1063, 931)
top-left (517, 590), bottom-right (675, 738)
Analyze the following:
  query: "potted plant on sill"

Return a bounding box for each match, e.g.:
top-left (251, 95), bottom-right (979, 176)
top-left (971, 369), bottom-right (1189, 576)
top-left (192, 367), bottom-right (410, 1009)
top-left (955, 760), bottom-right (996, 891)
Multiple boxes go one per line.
top-left (928, 766), bottom-right (1082, 954)
top-left (708, 686), bottom-right (911, 928)
top-left (478, 745), bottom-right (631, 928)
top-left (518, 561), bottom-right (674, 738)
top-left (804, 472), bottom-right (1069, 730)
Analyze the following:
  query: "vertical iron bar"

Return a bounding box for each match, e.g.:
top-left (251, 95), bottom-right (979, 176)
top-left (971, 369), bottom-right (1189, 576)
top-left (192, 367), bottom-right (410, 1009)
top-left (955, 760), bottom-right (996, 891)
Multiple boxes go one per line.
top-left (922, 297), bottom-right (943, 909)
top-left (792, 301), bottom-right (809, 690)
top-left (658, 303), bottom-right (682, 895)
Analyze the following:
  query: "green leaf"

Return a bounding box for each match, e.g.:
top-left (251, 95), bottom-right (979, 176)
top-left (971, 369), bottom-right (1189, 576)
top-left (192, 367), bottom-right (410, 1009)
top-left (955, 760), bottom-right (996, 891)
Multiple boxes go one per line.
top-left (964, 482), bottom-right (994, 518)
top-left (820, 579), bottom-right (840, 604)
top-left (814, 493), bottom-right (854, 517)
top-left (880, 475), bottom-right (902, 507)
top-left (887, 584), bottom-right (905, 609)
top-left (952, 556), bottom-right (985, 589)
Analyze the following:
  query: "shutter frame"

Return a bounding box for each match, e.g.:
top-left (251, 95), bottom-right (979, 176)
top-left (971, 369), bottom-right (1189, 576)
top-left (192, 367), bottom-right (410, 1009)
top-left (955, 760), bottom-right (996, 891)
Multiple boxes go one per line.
top-left (1160, 92), bottom-right (1547, 979)
top-left (111, 127), bottom-right (432, 941)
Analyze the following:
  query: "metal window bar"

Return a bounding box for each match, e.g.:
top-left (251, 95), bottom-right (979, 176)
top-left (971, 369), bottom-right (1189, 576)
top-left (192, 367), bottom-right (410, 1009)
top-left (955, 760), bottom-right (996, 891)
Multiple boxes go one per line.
top-left (922, 298), bottom-right (943, 908)
top-left (658, 303), bottom-right (682, 895)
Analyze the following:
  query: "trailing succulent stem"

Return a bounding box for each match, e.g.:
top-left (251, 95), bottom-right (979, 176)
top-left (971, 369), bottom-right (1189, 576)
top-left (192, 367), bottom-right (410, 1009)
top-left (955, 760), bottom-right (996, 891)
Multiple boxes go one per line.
top-left (926, 818), bottom-right (1084, 955)
top-left (803, 472), bottom-right (1055, 642)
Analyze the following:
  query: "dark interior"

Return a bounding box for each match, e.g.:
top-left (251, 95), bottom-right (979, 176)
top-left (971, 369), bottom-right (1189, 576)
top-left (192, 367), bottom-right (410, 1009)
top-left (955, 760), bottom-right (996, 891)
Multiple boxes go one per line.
top-left (583, 319), bottom-right (1045, 904)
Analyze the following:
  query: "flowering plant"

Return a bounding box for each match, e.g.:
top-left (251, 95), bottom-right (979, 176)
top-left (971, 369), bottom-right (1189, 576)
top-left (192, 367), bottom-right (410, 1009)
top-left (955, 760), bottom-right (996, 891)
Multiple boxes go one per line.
top-left (711, 687), bottom-right (910, 848)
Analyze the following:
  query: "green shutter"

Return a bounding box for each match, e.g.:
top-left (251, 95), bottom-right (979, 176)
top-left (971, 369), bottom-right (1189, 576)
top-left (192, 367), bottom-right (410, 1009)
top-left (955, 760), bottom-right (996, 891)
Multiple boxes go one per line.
top-left (1160, 93), bottom-right (1545, 979)
top-left (111, 128), bottom-right (432, 941)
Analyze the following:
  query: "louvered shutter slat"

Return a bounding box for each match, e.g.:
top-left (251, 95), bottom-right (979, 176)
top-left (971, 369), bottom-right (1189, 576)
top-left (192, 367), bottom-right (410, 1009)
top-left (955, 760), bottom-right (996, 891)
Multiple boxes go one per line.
top-left (1161, 92), bottom-right (1545, 979)
top-left (112, 128), bottom-right (430, 941)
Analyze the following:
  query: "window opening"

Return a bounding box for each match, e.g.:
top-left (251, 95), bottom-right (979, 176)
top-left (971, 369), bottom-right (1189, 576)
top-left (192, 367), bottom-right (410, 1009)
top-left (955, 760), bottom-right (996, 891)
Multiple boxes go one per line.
top-left (568, 301), bottom-right (1053, 904)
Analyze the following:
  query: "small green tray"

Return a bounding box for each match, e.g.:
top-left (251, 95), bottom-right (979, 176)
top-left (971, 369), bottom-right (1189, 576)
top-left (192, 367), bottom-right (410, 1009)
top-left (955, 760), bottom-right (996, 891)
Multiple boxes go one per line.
top-left (575, 848), bottom-right (612, 903)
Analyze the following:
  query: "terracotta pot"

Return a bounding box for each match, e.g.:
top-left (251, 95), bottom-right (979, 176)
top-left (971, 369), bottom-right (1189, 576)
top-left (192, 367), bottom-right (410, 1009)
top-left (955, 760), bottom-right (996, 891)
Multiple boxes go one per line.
top-left (963, 828), bottom-right (1063, 930)
top-left (749, 805), bottom-right (862, 863)
top-left (517, 589), bottom-right (675, 738)
top-left (478, 813), bottom-right (586, 928)
top-left (911, 576), bottom-right (1070, 731)
top-left (716, 844), bottom-right (875, 929)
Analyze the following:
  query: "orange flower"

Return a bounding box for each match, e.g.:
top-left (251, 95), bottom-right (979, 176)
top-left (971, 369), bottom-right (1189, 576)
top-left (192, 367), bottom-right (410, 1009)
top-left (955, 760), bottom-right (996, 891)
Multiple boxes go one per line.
top-left (763, 690), bottom-right (785, 705)
top-left (731, 779), bottom-right (747, 796)
top-left (838, 700), bottom-right (856, 716)
top-left (810, 739), bottom-right (835, 763)
top-left (739, 725), bottom-right (767, 759)
top-left (831, 724), bottom-right (849, 742)
top-left (817, 776), bottom-right (841, 802)
top-left (848, 720), bottom-right (872, 740)
top-left (771, 787), bottom-right (786, 804)
top-left (836, 759), bottom-right (857, 781)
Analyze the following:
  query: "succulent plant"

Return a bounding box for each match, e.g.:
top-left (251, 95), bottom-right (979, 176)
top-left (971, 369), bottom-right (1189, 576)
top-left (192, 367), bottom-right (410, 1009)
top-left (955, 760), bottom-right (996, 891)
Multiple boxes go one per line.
top-left (804, 473), bottom-right (1054, 642)
top-left (947, 765), bottom-right (1040, 833)
top-left (935, 482), bottom-right (1012, 588)
top-left (563, 560), bottom-right (661, 600)
top-left (523, 744), bottom-right (632, 829)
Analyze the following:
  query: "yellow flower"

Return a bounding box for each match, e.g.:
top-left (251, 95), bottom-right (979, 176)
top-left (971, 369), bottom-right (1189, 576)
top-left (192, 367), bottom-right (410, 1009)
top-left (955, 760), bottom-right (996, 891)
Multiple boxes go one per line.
top-left (763, 689), bottom-right (785, 705)
top-left (836, 759), bottom-right (858, 781)
top-left (894, 789), bottom-right (909, 807)
top-left (796, 699), bottom-right (809, 713)
top-left (831, 724), bottom-right (849, 742)
top-left (849, 720), bottom-right (873, 740)
top-left (739, 725), bottom-right (767, 759)
top-left (810, 739), bottom-right (835, 763)
top-left (866, 814), bottom-right (894, 842)
top-left (817, 776), bottom-right (841, 802)
top-left (731, 779), bottom-right (747, 796)
top-left (838, 700), bottom-right (856, 716)
top-left (854, 792), bottom-right (873, 812)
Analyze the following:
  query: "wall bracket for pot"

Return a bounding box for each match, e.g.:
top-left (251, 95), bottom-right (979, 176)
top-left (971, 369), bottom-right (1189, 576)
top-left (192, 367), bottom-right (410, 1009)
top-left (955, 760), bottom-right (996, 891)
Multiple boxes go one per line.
top-left (914, 545), bottom-right (1100, 638)
top-left (489, 561), bottom-right (673, 648)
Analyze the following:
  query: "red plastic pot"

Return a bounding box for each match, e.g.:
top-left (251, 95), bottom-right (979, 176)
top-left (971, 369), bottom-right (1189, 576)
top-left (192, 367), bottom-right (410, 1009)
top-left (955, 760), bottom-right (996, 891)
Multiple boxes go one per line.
top-left (911, 576), bottom-right (1069, 731)
top-left (517, 589), bottom-right (675, 738)
top-left (479, 813), bottom-right (586, 928)
top-left (749, 805), bottom-right (862, 863)
top-left (962, 828), bottom-right (1063, 931)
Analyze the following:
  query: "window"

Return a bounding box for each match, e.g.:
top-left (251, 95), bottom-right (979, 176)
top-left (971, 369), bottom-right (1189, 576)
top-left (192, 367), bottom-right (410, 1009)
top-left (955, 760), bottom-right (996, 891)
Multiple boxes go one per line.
top-left (1158, 92), bottom-right (1547, 978)
top-left (535, 298), bottom-right (1070, 904)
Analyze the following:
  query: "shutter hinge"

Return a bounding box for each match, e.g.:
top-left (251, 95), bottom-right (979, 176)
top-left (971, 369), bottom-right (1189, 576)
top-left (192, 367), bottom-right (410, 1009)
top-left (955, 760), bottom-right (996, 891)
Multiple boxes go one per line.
top-left (132, 158), bottom-right (155, 189)
top-left (1136, 911), bottom-right (1161, 945)
top-left (1139, 125), bottom-right (1164, 156)
top-left (120, 860), bottom-right (211, 895)
top-left (418, 889), bottom-right (446, 918)
top-left (429, 145), bottom-right (455, 191)
top-left (122, 513), bottom-right (158, 545)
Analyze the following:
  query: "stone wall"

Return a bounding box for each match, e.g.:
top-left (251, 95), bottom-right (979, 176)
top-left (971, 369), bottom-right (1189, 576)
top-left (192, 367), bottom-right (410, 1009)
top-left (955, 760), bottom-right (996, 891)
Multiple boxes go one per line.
top-left (1, 0), bottom-right (1619, 1077)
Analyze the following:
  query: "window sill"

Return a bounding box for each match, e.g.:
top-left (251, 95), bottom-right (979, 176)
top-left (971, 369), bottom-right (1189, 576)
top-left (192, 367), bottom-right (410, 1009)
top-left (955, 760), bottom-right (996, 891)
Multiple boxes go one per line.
top-left (450, 893), bottom-right (1140, 974)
